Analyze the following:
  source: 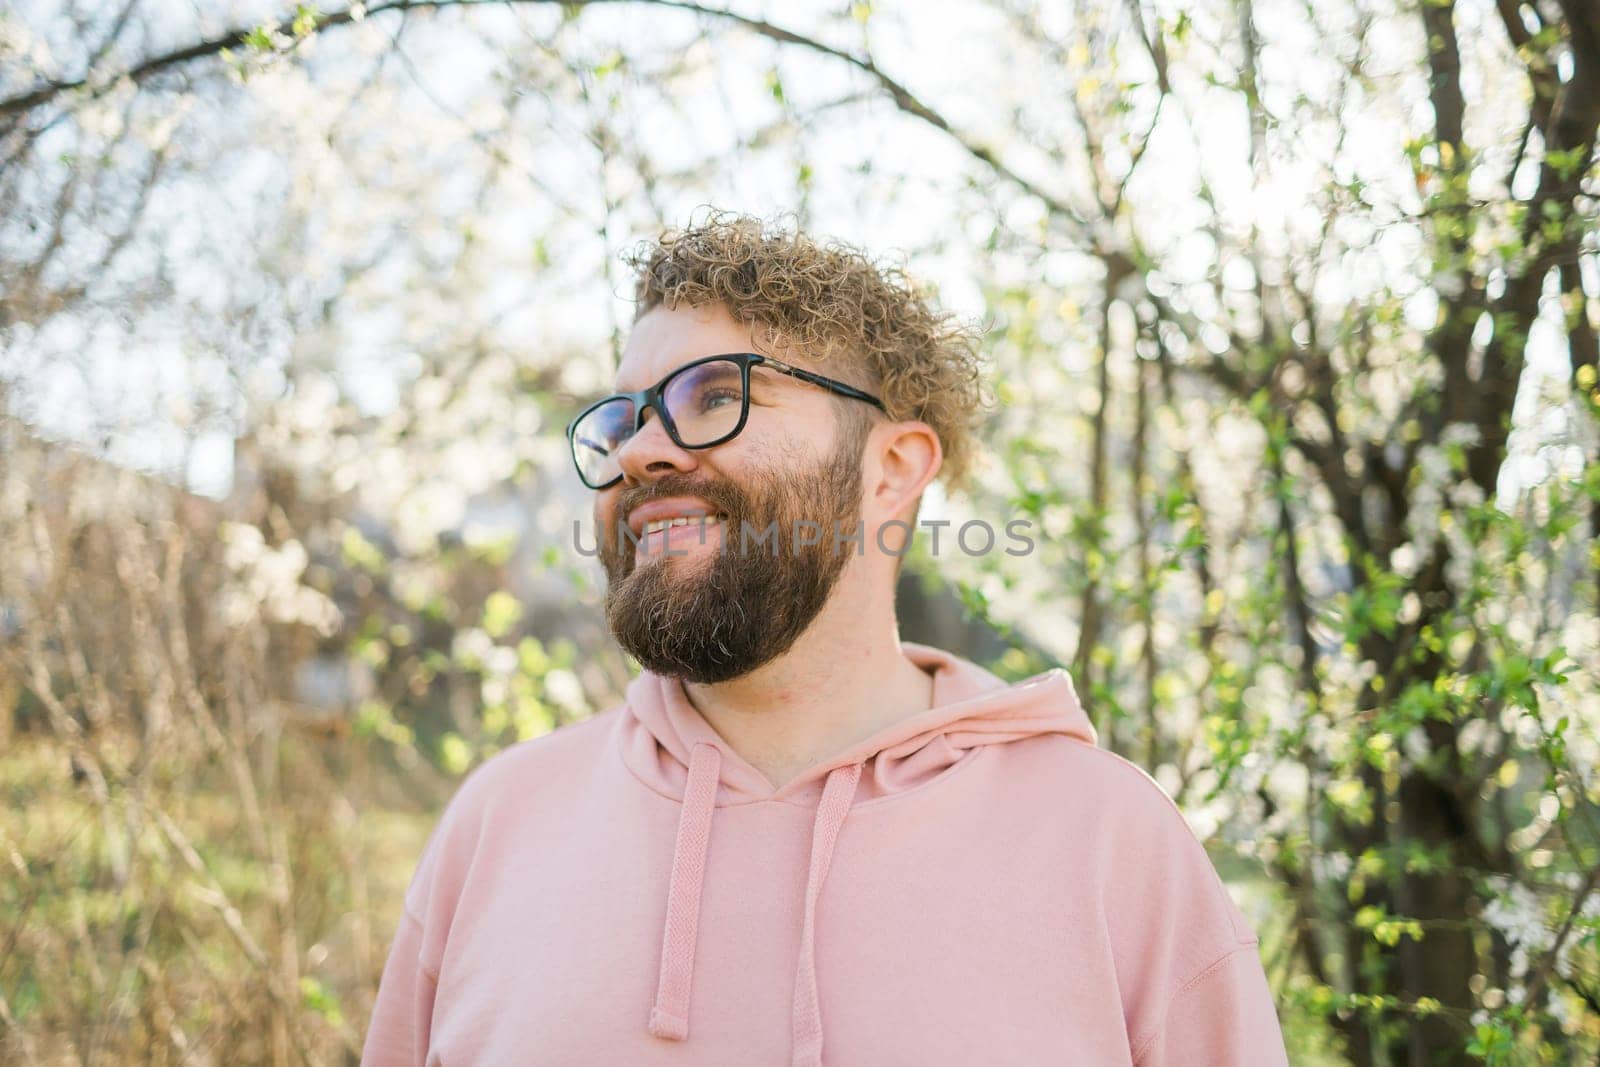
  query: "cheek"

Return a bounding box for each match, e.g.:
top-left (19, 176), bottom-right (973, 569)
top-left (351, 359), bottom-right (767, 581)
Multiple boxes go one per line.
top-left (737, 421), bottom-right (821, 469)
top-left (699, 433), bottom-right (768, 481)
top-left (712, 442), bottom-right (790, 491)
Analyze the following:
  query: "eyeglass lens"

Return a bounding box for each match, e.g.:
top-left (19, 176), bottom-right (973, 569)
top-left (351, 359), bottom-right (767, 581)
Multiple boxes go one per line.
top-left (570, 357), bottom-right (747, 487)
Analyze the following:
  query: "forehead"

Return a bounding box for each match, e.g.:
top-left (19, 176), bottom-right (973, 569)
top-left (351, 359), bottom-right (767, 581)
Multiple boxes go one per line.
top-left (613, 304), bottom-right (767, 391)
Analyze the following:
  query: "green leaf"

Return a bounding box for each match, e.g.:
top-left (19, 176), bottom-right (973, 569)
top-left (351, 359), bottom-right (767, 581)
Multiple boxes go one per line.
top-left (299, 976), bottom-right (344, 1025)
top-left (438, 732), bottom-right (472, 776)
top-left (244, 24), bottom-right (278, 53)
top-left (291, 4), bottom-right (320, 38)
top-left (482, 591), bottom-right (522, 639)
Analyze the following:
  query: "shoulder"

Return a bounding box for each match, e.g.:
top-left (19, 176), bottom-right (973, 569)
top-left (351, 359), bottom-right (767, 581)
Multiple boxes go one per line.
top-left (1005, 736), bottom-right (1266, 1046)
top-left (1007, 733), bottom-right (1220, 857)
top-left (402, 705), bottom-right (623, 916)
top-left (449, 703), bottom-right (623, 813)
top-left (1001, 733), bottom-right (1259, 947)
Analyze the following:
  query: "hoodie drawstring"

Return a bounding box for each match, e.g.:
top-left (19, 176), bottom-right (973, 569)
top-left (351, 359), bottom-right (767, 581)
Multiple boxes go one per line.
top-left (647, 741), bottom-right (862, 1067)
top-left (790, 760), bottom-right (862, 1067)
top-left (648, 742), bottom-right (721, 1041)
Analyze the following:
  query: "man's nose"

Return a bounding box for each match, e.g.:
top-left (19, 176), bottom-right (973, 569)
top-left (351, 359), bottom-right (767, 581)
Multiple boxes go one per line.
top-left (615, 406), bottom-right (698, 485)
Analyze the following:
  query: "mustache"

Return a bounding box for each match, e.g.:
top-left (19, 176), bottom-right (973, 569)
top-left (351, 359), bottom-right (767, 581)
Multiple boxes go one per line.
top-left (614, 474), bottom-right (746, 522)
top-left (601, 473), bottom-right (753, 582)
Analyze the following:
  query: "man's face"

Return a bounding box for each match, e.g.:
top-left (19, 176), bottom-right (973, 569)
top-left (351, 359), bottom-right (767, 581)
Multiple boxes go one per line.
top-left (594, 303), bottom-right (869, 683)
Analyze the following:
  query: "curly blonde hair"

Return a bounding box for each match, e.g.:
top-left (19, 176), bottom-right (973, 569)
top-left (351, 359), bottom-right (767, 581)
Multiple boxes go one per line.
top-left (623, 210), bottom-right (988, 491)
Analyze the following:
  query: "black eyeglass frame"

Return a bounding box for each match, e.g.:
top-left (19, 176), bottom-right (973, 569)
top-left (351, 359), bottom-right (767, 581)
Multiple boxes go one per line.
top-left (565, 352), bottom-right (888, 490)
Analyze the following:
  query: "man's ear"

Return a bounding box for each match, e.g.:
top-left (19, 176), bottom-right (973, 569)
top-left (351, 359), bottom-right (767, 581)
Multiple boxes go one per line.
top-left (867, 420), bottom-right (941, 525)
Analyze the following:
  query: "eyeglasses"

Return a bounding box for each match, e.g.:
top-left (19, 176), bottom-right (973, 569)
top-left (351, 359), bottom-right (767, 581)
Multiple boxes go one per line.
top-left (566, 352), bottom-right (887, 490)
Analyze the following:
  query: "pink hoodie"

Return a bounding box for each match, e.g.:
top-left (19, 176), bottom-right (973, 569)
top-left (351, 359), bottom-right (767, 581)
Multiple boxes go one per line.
top-left (363, 642), bottom-right (1288, 1065)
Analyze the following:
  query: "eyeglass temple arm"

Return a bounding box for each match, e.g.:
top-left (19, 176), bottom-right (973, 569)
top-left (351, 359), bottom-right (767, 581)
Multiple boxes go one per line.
top-left (758, 356), bottom-right (887, 411)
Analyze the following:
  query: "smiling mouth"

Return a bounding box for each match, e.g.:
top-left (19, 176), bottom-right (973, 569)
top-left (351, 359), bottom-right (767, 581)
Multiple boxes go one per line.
top-left (638, 513), bottom-right (729, 538)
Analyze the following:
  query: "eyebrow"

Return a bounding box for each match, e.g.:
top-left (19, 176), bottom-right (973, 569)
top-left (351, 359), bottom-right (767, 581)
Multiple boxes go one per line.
top-left (612, 355), bottom-right (727, 394)
top-left (608, 355), bottom-right (817, 399)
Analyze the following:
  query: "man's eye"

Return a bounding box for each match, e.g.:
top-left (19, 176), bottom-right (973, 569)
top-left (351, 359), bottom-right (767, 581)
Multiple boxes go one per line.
top-left (701, 390), bottom-right (740, 411)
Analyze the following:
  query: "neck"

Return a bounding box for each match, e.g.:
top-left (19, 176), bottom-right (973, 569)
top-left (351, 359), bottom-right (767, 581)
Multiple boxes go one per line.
top-left (680, 569), bottom-right (934, 791)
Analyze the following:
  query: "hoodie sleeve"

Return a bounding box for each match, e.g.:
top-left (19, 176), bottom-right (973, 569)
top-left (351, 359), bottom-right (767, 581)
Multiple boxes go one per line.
top-left (1131, 942), bottom-right (1288, 1066)
top-left (1088, 753), bottom-right (1289, 1066)
top-left (361, 906), bottom-right (437, 1066)
top-left (360, 781), bottom-right (476, 1067)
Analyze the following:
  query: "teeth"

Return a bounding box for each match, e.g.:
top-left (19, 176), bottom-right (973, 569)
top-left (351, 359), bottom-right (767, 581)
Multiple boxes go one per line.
top-left (641, 514), bottom-right (726, 536)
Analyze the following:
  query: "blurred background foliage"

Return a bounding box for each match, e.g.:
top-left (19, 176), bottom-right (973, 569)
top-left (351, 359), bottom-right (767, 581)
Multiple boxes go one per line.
top-left (2, 0), bottom-right (1598, 1063)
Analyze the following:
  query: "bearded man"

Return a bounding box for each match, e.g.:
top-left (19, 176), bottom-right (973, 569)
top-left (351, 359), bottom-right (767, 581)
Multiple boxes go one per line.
top-left (362, 212), bottom-right (1289, 1066)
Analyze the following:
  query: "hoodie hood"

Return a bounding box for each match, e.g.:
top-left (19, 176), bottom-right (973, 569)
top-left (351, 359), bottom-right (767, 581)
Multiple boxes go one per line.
top-left (617, 641), bottom-right (1094, 1066)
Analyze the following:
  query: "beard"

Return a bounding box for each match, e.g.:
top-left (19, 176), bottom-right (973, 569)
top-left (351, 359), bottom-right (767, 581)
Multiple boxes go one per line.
top-left (599, 427), bottom-right (866, 684)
